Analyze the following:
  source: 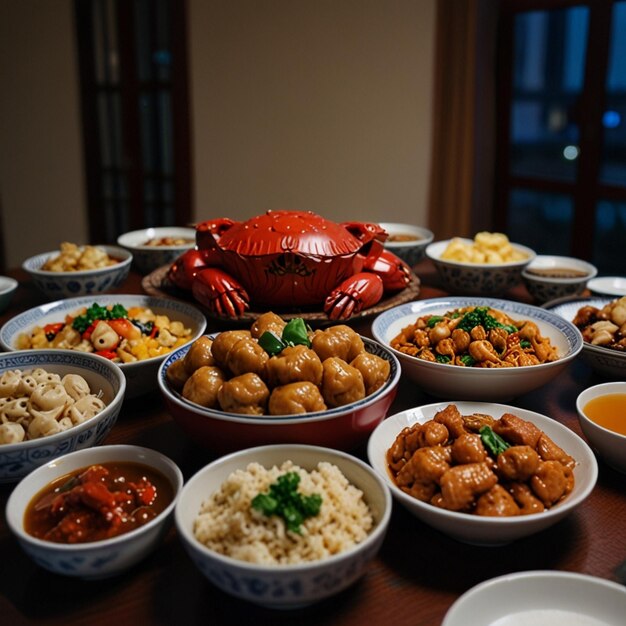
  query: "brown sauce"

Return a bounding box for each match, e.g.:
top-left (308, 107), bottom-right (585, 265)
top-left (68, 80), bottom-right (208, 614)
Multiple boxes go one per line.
top-left (526, 267), bottom-right (588, 278)
top-left (388, 234), bottom-right (422, 243)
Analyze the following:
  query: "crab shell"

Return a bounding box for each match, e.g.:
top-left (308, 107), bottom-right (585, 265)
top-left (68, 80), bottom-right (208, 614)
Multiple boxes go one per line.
top-left (196, 210), bottom-right (387, 308)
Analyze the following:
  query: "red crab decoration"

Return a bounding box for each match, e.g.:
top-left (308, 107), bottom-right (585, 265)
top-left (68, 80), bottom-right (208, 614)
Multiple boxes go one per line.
top-left (168, 210), bottom-right (413, 320)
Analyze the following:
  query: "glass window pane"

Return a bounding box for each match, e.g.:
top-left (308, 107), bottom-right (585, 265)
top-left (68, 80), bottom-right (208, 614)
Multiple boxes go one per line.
top-left (593, 201), bottom-right (626, 274)
top-left (600, 1), bottom-right (626, 187)
top-left (511, 7), bottom-right (589, 182)
top-left (507, 189), bottom-right (574, 255)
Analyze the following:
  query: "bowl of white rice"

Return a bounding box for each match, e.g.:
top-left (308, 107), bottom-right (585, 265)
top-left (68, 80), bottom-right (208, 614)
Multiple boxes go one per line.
top-left (175, 444), bottom-right (392, 609)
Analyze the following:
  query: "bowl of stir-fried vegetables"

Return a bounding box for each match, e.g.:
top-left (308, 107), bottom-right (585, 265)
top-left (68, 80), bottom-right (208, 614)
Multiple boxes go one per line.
top-left (0, 295), bottom-right (207, 398)
top-left (371, 297), bottom-right (583, 401)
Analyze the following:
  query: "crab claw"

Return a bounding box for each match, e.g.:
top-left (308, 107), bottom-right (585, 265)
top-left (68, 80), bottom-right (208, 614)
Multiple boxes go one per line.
top-left (192, 267), bottom-right (250, 317)
top-left (167, 249), bottom-right (210, 291)
top-left (363, 249), bottom-right (412, 292)
top-left (324, 273), bottom-right (384, 320)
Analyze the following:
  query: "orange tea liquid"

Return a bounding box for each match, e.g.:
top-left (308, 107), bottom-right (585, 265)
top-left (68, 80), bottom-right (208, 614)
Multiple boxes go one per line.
top-left (583, 393), bottom-right (626, 436)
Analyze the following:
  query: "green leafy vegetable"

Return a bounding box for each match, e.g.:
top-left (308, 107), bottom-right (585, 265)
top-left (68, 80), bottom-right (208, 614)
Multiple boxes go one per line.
top-left (258, 318), bottom-right (312, 355)
top-left (460, 354), bottom-right (476, 367)
top-left (427, 315), bottom-right (444, 328)
top-left (282, 318), bottom-right (311, 348)
top-left (479, 426), bottom-right (510, 456)
top-left (435, 354), bottom-right (451, 363)
top-left (457, 306), bottom-right (518, 334)
top-left (72, 303), bottom-right (129, 333)
top-left (251, 471), bottom-right (322, 534)
top-left (520, 339), bottom-right (532, 349)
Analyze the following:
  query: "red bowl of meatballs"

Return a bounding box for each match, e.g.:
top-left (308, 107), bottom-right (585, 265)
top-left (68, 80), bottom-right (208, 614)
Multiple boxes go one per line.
top-left (157, 312), bottom-right (401, 453)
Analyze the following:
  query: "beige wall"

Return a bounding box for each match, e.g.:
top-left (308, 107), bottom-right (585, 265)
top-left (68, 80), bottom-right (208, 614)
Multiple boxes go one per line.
top-left (0, 0), bottom-right (435, 269)
top-left (0, 0), bottom-right (87, 269)
top-left (189, 0), bottom-right (435, 226)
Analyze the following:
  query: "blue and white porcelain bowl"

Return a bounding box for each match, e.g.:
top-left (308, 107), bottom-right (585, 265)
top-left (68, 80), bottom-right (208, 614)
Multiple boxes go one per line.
top-left (117, 227), bottom-right (196, 275)
top-left (372, 297), bottom-right (583, 401)
top-left (0, 294), bottom-right (207, 398)
top-left (23, 246), bottom-right (133, 300)
top-left (6, 445), bottom-right (183, 578)
top-left (522, 255), bottom-right (597, 304)
top-left (175, 444), bottom-right (392, 609)
top-left (378, 222), bottom-right (434, 268)
top-left (0, 349), bottom-right (125, 483)
top-left (426, 238), bottom-right (535, 296)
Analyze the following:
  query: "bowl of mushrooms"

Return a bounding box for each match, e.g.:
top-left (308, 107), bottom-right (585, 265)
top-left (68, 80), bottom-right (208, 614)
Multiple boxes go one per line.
top-left (157, 312), bottom-right (401, 453)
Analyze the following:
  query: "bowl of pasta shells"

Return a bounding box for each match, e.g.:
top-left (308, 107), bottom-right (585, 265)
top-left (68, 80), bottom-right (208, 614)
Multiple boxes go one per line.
top-left (175, 443), bottom-right (391, 608)
top-left (367, 401), bottom-right (598, 545)
top-left (23, 243), bottom-right (133, 300)
top-left (0, 349), bottom-right (126, 484)
top-left (0, 294), bottom-right (207, 398)
top-left (426, 232), bottom-right (535, 296)
top-left (372, 297), bottom-right (583, 402)
top-left (158, 312), bottom-right (401, 453)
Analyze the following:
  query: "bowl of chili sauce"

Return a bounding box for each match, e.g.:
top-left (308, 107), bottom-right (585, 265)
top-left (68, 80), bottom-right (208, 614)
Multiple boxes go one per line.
top-left (6, 445), bottom-right (183, 578)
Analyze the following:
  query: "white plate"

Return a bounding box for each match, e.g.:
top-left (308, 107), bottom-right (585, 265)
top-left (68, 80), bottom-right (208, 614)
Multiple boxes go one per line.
top-left (442, 570), bottom-right (626, 626)
top-left (587, 276), bottom-right (626, 297)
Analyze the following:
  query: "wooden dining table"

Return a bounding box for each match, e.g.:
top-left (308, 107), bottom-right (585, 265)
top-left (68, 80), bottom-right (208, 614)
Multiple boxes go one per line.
top-left (0, 260), bottom-right (624, 626)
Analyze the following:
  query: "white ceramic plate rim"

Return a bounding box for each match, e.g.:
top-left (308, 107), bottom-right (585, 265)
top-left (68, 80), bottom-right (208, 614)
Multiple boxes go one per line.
top-left (522, 255), bottom-right (597, 285)
top-left (117, 227), bottom-right (196, 250)
top-left (442, 570), bottom-right (626, 626)
top-left (587, 276), bottom-right (626, 296)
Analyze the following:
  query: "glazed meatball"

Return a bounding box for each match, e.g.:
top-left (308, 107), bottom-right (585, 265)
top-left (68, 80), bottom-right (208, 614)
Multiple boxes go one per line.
top-left (321, 357), bottom-right (365, 407)
top-left (268, 382), bottom-right (327, 415)
top-left (266, 345), bottom-right (323, 388)
top-left (475, 484), bottom-right (520, 517)
top-left (217, 373), bottom-right (269, 415)
top-left (350, 351), bottom-right (390, 395)
top-left (311, 325), bottom-right (364, 362)
top-left (182, 366), bottom-right (226, 408)
top-left (211, 330), bottom-right (252, 368)
top-left (224, 337), bottom-right (269, 378)
top-left (183, 336), bottom-right (215, 374)
top-left (250, 312), bottom-right (286, 339)
top-left (166, 359), bottom-right (189, 391)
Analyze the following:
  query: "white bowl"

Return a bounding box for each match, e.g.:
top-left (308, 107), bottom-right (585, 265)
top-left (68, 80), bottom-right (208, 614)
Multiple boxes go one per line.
top-left (23, 246), bottom-right (133, 300)
top-left (117, 227), bottom-right (196, 275)
top-left (426, 239), bottom-right (535, 296)
top-left (443, 570), bottom-right (626, 626)
top-left (0, 276), bottom-right (18, 313)
top-left (0, 349), bottom-right (125, 484)
top-left (371, 297), bottom-right (583, 401)
top-left (522, 255), bottom-right (597, 304)
top-left (378, 222), bottom-right (434, 267)
top-left (6, 444), bottom-right (183, 578)
top-left (175, 444), bottom-right (391, 609)
top-left (547, 297), bottom-right (626, 379)
top-left (588, 276), bottom-right (626, 297)
top-left (0, 294), bottom-right (207, 398)
top-left (367, 401), bottom-right (598, 546)
top-left (576, 381), bottom-right (626, 474)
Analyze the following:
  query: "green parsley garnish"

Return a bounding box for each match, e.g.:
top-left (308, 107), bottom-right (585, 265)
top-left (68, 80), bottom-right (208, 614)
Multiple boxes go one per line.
top-left (251, 472), bottom-right (322, 534)
top-left (435, 354), bottom-right (451, 363)
top-left (427, 315), bottom-right (445, 328)
top-left (71, 303), bottom-right (129, 333)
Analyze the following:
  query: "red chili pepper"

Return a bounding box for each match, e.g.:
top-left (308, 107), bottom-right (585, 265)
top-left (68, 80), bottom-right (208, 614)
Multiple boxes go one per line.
top-left (44, 323), bottom-right (64, 336)
top-left (94, 349), bottom-right (117, 360)
top-left (149, 325), bottom-right (159, 339)
top-left (82, 320), bottom-right (100, 340)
